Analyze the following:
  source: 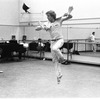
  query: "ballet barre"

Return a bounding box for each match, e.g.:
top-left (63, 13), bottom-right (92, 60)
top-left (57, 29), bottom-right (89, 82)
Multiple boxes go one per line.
top-left (71, 41), bottom-right (100, 52)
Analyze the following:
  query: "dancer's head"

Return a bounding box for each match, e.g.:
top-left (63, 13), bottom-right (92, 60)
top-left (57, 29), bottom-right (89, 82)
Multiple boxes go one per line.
top-left (46, 10), bottom-right (56, 22)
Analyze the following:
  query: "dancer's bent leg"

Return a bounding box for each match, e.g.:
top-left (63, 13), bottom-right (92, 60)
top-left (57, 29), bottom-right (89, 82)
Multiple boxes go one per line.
top-left (51, 39), bottom-right (65, 63)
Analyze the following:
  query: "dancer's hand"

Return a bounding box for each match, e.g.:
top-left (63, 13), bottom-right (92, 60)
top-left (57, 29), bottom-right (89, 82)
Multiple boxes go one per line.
top-left (68, 6), bottom-right (73, 14)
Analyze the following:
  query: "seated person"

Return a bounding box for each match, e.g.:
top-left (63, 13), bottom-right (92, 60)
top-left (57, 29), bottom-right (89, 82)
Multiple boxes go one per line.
top-left (9, 35), bottom-right (18, 57)
top-left (37, 38), bottom-right (45, 52)
top-left (20, 39), bottom-right (29, 48)
top-left (9, 35), bottom-right (17, 44)
top-left (37, 38), bottom-right (45, 60)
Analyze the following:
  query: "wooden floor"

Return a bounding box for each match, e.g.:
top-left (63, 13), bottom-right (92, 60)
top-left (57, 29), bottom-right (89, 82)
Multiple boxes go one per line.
top-left (0, 58), bottom-right (100, 98)
top-left (27, 51), bottom-right (100, 65)
top-left (44, 52), bottom-right (100, 65)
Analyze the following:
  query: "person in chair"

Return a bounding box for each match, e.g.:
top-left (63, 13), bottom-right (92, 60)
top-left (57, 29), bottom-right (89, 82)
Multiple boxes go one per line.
top-left (9, 35), bottom-right (17, 44)
top-left (37, 38), bottom-right (45, 60)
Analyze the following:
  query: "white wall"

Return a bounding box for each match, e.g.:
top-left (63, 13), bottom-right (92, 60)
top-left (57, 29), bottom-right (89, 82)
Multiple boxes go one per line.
top-left (0, 0), bottom-right (19, 25)
top-left (0, 0), bottom-right (100, 41)
top-left (20, 0), bottom-right (100, 21)
top-left (0, 26), bottom-right (20, 40)
top-left (19, 0), bottom-right (100, 41)
top-left (23, 25), bottom-right (100, 40)
top-left (0, 0), bottom-right (20, 40)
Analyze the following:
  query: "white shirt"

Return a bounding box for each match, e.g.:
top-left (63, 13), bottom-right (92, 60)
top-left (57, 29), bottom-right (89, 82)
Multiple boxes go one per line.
top-left (43, 21), bottom-right (63, 40)
top-left (90, 34), bottom-right (95, 42)
top-left (20, 42), bottom-right (29, 48)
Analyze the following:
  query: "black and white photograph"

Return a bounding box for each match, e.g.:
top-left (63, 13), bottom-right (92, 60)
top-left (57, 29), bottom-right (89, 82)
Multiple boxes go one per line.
top-left (0, 0), bottom-right (100, 99)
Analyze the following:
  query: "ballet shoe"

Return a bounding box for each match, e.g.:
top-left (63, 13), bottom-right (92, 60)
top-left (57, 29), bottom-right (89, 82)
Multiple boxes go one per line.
top-left (57, 74), bottom-right (63, 84)
top-left (59, 74), bottom-right (63, 79)
top-left (57, 77), bottom-right (60, 84)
